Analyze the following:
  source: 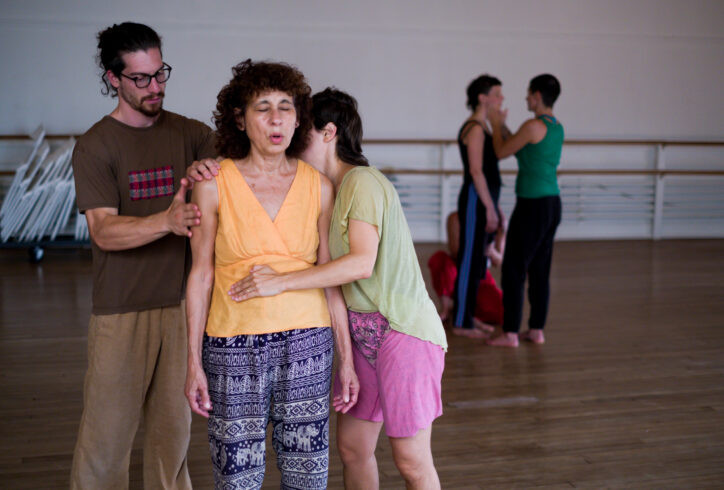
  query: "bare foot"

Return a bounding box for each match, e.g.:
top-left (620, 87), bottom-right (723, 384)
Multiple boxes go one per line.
top-left (472, 318), bottom-right (495, 334)
top-left (452, 327), bottom-right (487, 339)
top-left (520, 329), bottom-right (545, 344)
top-left (486, 332), bottom-right (519, 347)
top-left (439, 296), bottom-right (454, 322)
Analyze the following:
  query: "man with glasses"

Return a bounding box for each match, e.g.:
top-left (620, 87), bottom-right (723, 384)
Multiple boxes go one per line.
top-left (70, 22), bottom-right (216, 489)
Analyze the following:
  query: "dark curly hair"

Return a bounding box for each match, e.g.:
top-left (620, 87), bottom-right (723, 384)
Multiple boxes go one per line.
top-left (311, 88), bottom-right (368, 167)
top-left (214, 59), bottom-right (312, 159)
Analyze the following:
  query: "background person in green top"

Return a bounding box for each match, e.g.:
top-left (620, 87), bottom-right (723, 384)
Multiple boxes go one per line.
top-left (487, 74), bottom-right (564, 348)
top-left (229, 88), bottom-right (447, 490)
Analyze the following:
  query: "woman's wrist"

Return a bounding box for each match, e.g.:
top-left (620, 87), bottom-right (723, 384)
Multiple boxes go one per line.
top-left (187, 349), bottom-right (203, 367)
top-left (277, 272), bottom-right (292, 293)
top-left (337, 356), bottom-right (354, 369)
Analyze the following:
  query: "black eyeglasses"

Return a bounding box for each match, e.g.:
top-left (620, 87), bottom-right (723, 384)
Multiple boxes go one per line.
top-left (120, 63), bottom-right (172, 88)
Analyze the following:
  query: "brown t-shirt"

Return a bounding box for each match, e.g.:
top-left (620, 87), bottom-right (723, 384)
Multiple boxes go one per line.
top-left (72, 110), bottom-right (216, 314)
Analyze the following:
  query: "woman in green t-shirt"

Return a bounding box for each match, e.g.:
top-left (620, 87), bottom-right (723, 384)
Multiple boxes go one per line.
top-left (229, 88), bottom-right (447, 489)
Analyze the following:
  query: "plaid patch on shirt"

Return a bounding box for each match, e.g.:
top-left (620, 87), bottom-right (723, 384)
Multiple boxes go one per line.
top-left (128, 166), bottom-right (174, 201)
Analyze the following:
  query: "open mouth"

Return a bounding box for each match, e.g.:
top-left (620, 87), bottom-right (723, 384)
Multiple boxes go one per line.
top-left (270, 134), bottom-right (284, 144)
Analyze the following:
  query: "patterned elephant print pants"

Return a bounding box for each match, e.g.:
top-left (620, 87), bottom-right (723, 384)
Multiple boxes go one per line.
top-left (204, 327), bottom-right (333, 490)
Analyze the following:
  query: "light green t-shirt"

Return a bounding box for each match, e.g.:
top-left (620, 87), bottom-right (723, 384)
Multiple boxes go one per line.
top-left (329, 166), bottom-right (448, 351)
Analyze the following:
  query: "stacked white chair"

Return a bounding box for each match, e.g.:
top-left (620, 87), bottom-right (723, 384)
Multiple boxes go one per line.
top-left (0, 127), bottom-right (81, 243)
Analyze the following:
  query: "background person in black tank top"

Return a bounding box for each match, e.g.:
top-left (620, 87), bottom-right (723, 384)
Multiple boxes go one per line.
top-left (451, 74), bottom-right (510, 337)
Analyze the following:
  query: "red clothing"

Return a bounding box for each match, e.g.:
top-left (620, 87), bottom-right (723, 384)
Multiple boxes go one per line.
top-left (428, 250), bottom-right (457, 298)
top-left (428, 251), bottom-right (503, 325)
top-left (476, 268), bottom-right (504, 326)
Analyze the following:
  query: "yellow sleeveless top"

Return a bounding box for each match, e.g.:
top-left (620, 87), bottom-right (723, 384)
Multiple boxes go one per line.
top-left (205, 159), bottom-right (331, 337)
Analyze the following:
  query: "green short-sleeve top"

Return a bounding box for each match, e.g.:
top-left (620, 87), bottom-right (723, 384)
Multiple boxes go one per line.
top-left (329, 166), bottom-right (448, 350)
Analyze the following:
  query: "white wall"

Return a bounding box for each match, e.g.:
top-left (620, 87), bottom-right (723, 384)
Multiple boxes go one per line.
top-left (1, 0), bottom-right (723, 140)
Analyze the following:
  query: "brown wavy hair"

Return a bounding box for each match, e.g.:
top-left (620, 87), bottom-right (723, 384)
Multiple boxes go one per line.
top-left (311, 88), bottom-right (368, 167)
top-left (213, 59), bottom-right (312, 159)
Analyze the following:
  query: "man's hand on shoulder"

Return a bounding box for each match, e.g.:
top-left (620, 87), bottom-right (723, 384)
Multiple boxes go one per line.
top-left (165, 178), bottom-right (201, 237)
top-left (186, 157), bottom-right (222, 188)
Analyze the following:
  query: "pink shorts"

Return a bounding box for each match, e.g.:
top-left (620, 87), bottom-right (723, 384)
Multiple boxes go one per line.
top-left (334, 311), bottom-right (445, 438)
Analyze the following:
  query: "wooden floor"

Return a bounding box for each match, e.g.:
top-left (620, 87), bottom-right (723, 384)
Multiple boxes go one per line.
top-left (1, 240), bottom-right (724, 489)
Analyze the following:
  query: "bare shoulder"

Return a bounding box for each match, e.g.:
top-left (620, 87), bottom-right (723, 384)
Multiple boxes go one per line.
top-left (318, 171), bottom-right (336, 211)
top-left (462, 120), bottom-right (484, 145)
top-left (191, 177), bottom-right (219, 207)
top-left (523, 117), bottom-right (546, 130)
top-left (522, 118), bottom-right (547, 142)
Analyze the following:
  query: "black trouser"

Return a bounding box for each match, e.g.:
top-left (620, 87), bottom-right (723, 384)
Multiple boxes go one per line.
top-left (453, 182), bottom-right (499, 328)
top-left (501, 195), bottom-right (562, 333)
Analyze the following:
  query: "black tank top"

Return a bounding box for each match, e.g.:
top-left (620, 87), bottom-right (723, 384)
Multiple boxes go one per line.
top-left (457, 120), bottom-right (501, 195)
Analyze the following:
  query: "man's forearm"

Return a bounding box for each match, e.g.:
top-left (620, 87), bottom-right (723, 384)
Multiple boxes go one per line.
top-left (89, 211), bottom-right (170, 251)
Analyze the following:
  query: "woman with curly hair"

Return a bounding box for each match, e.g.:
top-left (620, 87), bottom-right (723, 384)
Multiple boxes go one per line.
top-left (184, 60), bottom-right (358, 489)
top-left (229, 88), bottom-right (447, 490)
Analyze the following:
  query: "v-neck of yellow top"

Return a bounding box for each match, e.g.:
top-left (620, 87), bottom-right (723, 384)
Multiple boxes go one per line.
top-left (230, 160), bottom-right (300, 224)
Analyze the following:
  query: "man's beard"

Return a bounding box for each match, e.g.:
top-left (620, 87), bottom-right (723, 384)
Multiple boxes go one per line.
top-left (138, 94), bottom-right (164, 117)
top-left (120, 89), bottom-right (165, 117)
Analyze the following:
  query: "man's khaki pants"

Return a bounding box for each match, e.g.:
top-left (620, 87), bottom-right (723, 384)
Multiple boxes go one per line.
top-left (70, 304), bottom-right (192, 489)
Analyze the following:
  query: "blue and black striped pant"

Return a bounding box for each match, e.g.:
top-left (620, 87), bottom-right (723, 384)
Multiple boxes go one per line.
top-left (453, 182), bottom-right (499, 328)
